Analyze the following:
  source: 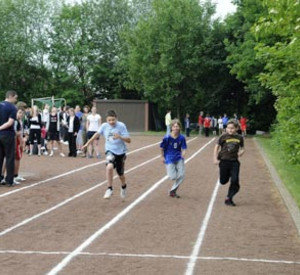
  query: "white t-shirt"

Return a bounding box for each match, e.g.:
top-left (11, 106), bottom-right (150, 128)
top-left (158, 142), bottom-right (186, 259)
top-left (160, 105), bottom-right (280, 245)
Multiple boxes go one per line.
top-left (87, 114), bottom-right (101, 132)
top-left (218, 118), bottom-right (223, 128)
top-left (42, 109), bottom-right (49, 123)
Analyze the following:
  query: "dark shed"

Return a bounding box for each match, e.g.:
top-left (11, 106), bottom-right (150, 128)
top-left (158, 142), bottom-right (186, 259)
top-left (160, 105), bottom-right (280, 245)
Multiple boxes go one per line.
top-left (94, 99), bottom-right (151, 132)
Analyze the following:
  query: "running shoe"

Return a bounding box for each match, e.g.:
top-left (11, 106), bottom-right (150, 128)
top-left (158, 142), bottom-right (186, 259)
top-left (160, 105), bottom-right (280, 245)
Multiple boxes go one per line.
top-left (103, 188), bottom-right (113, 199)
top-left (225, 198), bottom-right (236, 206)
top-left (49, 150), bottom-right (54, 157)
top-left (15, 176), bottom-right (26, 181)
top-left (60, 153), bottom-right (65, 157)
top-left (169, 191), bottom-right (180, 198)
top-left (120, 185), bottom-right (127, 199)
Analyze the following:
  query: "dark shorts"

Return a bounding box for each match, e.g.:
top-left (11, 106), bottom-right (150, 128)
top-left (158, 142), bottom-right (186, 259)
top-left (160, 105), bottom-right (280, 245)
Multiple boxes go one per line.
top-left (48, 132), bottom-right (60, 141)
top-left (105, 151), bottom-right (126, 176)
top-left (87, 131), bottom-right (99, 140)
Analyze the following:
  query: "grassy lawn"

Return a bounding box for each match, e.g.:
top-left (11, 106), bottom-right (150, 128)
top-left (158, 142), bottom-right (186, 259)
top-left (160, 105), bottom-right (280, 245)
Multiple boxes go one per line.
top-left (256, 136), bottom-right (300, 209)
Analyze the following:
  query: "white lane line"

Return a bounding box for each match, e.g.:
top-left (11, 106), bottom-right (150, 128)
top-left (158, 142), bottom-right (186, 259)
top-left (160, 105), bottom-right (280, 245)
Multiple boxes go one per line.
top-left (47, 138), bottom-right (215, 275)
top-left (185, 178), bottom-right (220, 275)
top-left (1, 250), bottom-right (300, 265)
top-left (0, 155), bottom-right (159, 237)
top-left (0, 141), bottom-right (162, 199)
top-left (0, 137), bottom-right (199, 237)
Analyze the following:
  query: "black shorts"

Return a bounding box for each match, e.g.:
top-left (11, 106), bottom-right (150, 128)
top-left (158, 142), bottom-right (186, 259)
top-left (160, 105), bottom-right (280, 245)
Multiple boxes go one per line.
top-left (105, 151), bottom-right (126, 176)
top-left (48, 132), bottom-right (60, 141)
top-left (87, 131), bottom-right (99, 140)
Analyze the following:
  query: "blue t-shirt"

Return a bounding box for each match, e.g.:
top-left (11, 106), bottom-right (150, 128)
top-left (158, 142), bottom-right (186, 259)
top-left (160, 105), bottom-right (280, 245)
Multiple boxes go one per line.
top-left (222, 116), bottom-right (229, 126)
top-left (0, 101), bottom-right (17, 136)
top-left (98, 121), bottom-right (130, 155)
top-left (160, 134), bottom-right (187, 164)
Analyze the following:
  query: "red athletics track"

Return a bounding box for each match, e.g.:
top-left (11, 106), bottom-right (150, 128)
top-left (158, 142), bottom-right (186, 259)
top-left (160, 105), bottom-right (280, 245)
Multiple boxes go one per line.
top-left (0, 135), bottom-right (299, 274)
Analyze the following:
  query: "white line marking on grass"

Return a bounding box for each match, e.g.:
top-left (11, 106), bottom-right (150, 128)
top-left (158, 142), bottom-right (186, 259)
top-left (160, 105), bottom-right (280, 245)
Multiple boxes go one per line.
top-left (0, 141), bottom-right (162, 199)
top-left (2, 250), bottom-right (299, 265)
top-left (0, 137), bottom-right (199, 237)
top-left (185, 178), bottom-right (220, 275)
top-left (47, 138), bottom-right (215, 275)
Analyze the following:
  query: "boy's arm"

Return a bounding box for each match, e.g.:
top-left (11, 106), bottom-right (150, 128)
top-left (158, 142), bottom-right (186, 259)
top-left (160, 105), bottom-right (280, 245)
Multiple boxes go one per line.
top-left (213, 144), bottom-right (220, 164)
top-left (181, 149), bottom-right (186, 158)
top-left (161, 148), bottom-right (165, 163)
top-left (238, 147), bottom-right (245, 158)
top-left (82, 132), bottom-right (100, 149)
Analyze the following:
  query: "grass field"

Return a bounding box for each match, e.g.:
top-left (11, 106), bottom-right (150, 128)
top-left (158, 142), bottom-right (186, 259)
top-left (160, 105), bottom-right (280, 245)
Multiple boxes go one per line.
top-left (256, 136), bottom-right (300, 208)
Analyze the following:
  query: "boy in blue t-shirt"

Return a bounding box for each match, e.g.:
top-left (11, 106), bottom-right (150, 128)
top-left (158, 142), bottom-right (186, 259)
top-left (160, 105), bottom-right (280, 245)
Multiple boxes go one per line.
top-left (82, 110), bottom-right (131, 200)
top-left (160, 119), bottom-right (187, 198)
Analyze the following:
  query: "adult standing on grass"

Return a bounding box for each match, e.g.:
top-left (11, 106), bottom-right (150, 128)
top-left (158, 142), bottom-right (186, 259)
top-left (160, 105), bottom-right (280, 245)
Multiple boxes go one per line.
top-left (240, 116), bottom-right (247, 137)
top-left (222, 113), bottom-right (229, 133)
top-left (0, 90), bottom-right (18, 187)
top-left (213, 119), bottom-right (245, 206)
top-left (198, 111), bottom-right (204, 136)
top-left (165, 109), bottom-right (172, 136)
top-left (184, 113), bottom-right (190, 137)
top-left (160, 119), bottom-right (187, 198)
top-left (82, 110), bottom-right (131, 200)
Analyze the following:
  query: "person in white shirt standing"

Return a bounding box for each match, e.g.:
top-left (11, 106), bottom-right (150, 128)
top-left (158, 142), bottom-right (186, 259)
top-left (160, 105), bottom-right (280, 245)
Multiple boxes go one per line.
top-left (86, 106), bottom-right (102, 159)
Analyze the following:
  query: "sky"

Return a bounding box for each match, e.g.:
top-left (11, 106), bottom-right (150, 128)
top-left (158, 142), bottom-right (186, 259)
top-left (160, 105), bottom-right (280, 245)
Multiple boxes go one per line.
top-left (65, 0), bottom-right (237, 19)
top-left (213, 0), bottom-right (237, 19)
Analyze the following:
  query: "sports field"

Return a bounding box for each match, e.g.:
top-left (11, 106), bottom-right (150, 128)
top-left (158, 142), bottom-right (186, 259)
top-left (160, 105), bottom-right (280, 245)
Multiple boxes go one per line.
top-left (0, 135), bottom-right (299, 274)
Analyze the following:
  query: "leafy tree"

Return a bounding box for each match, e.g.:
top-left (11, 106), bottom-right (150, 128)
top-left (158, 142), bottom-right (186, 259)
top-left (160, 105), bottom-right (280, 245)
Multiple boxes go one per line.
top-left (49, 3), bottom-right (95, 104)
top-left (0, 0), bottom-right (57, 103)
top-left (87, 0), bottom-right (135, 100)
top-left (254, 0), bottom-right (300, 163)
top-left (224, 0), bottom-right (276, 131)
top-left (121, 0), bottom-right (217, 119)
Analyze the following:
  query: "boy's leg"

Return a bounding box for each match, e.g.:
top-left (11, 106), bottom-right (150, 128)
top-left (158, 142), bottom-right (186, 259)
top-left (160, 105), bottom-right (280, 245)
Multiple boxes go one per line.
top-left (170, 159), bottom-right (185, 193)
top-left (219, 160), bottom-right (230, 185)
top-left (106, 163), bottom-right (114, 188)
top-left (116, 154), bottom-right (127, 199)
top-left (227, 161), bottom-right (240, 199)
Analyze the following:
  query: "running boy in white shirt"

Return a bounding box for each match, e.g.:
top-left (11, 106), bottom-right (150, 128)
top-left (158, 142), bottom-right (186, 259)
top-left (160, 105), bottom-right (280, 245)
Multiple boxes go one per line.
top-left (82, 110), bottom-right (131, 199)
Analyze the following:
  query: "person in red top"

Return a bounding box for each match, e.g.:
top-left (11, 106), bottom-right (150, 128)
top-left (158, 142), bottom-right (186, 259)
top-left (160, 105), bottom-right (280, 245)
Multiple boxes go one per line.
top-left (198, 111), bottom-right (204, 135)
top-left (203, 114), bottom-right (211, 137)
top-left (239, 116), bottom-right (247, 137)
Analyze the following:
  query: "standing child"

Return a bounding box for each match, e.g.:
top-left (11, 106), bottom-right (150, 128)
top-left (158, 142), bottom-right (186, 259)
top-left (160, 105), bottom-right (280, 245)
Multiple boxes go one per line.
top-left (14, 108), bottom-right (26, 184)
top-left (160, 119), bottom-right (187, 198)
top-left (66, 108), bottom-right (80, 157)
top-left (46, 106), bottom-right (65, 157)
top-left (82, 110), bottom-right (131, 199)
top-left (213, 119), bottom-right (245, 206)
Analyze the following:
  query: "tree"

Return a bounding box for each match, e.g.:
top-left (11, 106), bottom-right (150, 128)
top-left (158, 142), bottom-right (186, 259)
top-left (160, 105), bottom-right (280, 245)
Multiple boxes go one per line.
top-left (224, 0), bottom-right (276, 131)
top-left (49, 3), bottom-right (95, 105)
top-left (254, 0), bottom-right (300, 163)
top-left (122, 0), bottom-right (215, 118)
top-left (0, 0), bottom-right (57, 103)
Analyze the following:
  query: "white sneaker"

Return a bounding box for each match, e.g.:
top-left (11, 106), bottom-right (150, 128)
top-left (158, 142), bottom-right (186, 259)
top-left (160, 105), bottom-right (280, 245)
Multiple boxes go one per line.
top-left (120, 185), bottom-right (127, 199)
top-left (15, 176), bottom-right (26, 181)
top-left (44, 151), bottom-right (49, 156)
top-left (49, 150), bottom-right (54, 157)
top-left (77, 150), bottom-right (82, 154)
top-left (60, 153), bottom-right (65, 157)
top-left (13, 179), bottom-right (21, 185)
top-left (103, 188), bottom-right (113, 199)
